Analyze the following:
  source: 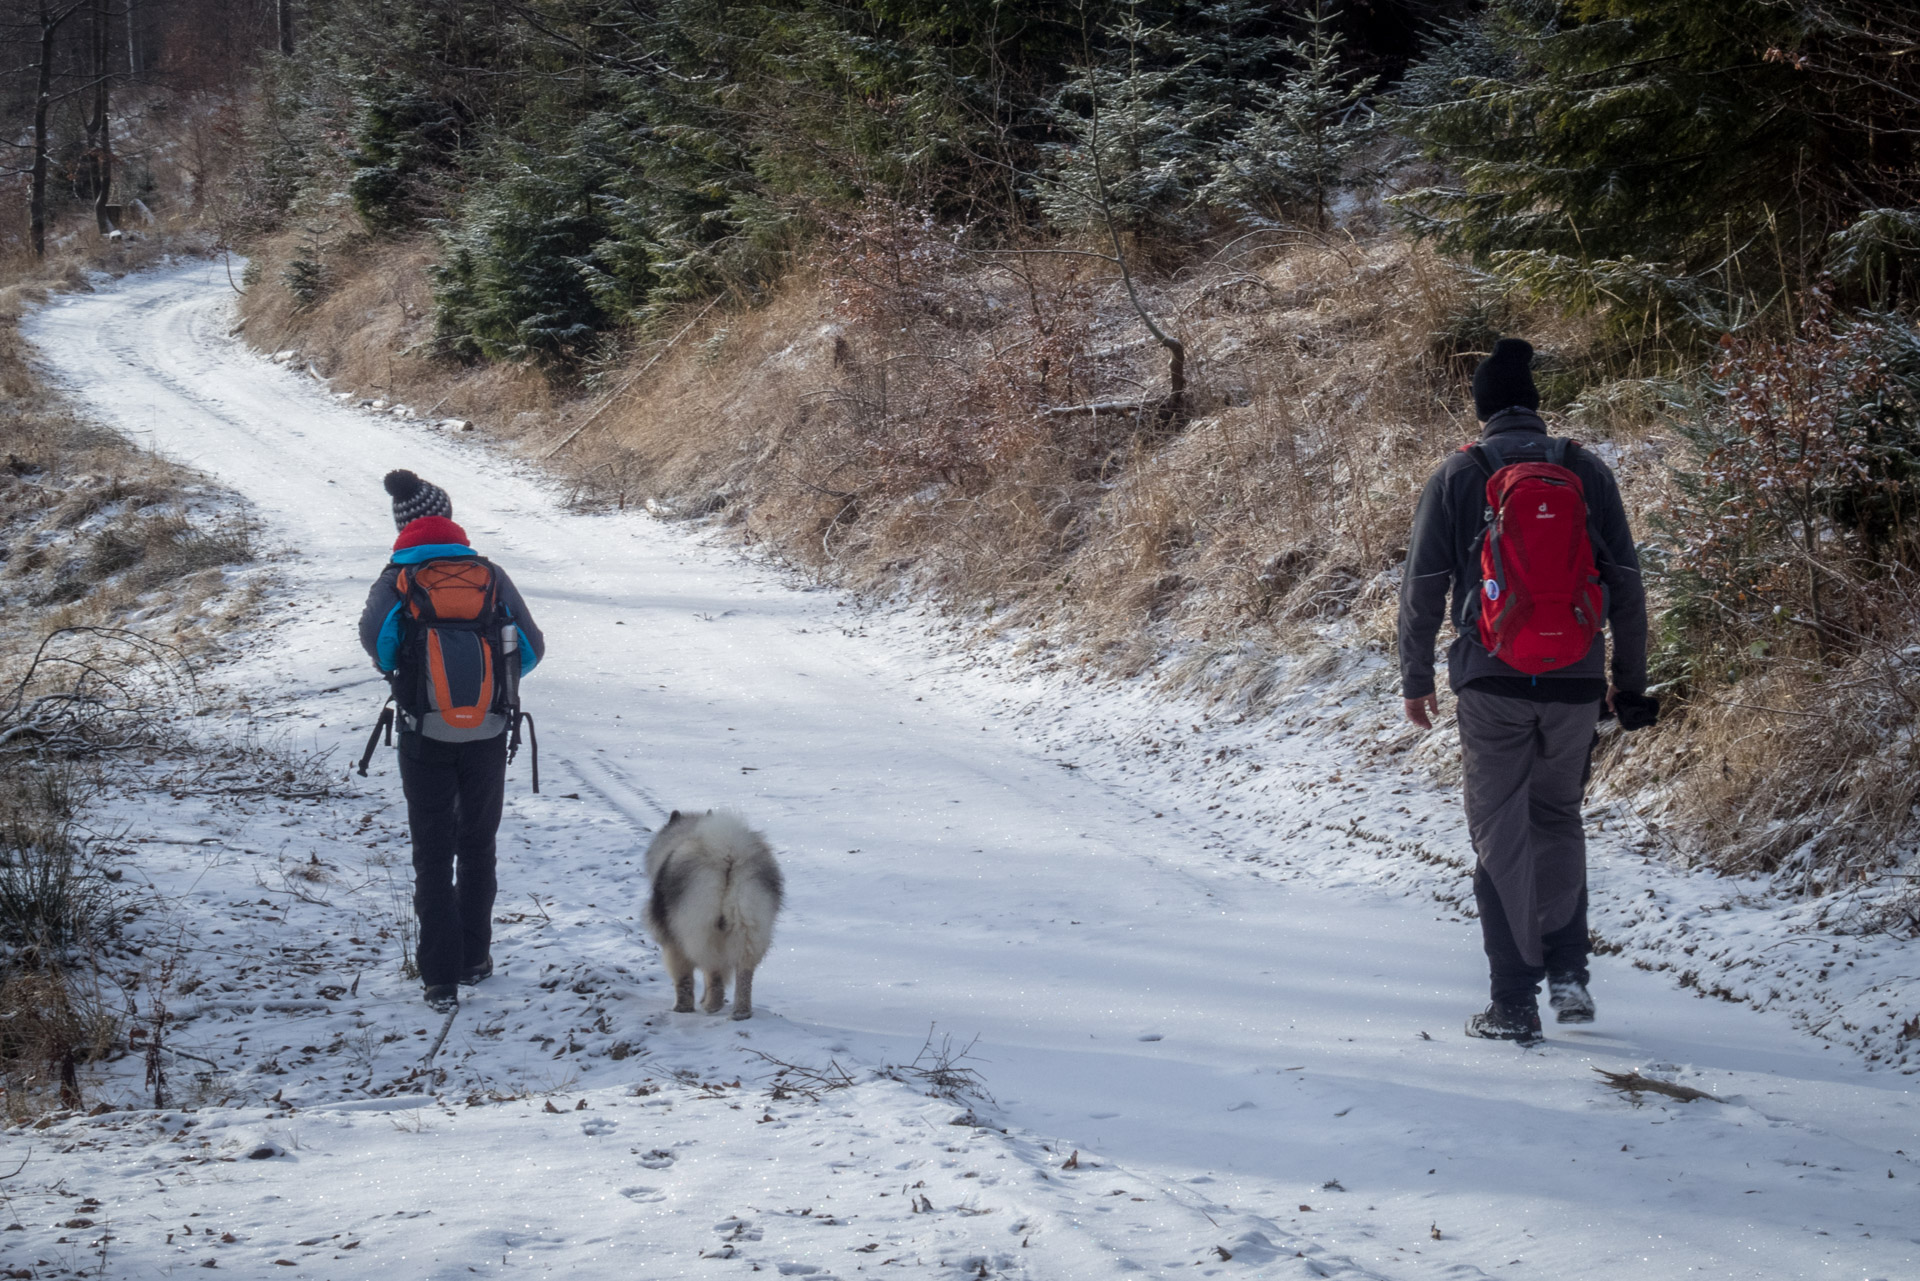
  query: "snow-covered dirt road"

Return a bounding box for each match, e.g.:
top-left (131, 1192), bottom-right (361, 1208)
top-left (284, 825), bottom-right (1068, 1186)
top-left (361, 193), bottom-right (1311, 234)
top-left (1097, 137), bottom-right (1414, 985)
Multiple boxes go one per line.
top-left (10, 260), bottom-right (1917, 1281)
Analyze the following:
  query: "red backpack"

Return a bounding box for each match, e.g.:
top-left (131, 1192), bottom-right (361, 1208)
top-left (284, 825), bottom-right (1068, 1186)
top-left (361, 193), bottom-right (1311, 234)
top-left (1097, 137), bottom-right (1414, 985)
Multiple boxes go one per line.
top-left (1462, 438), bottom-right (1606, 674)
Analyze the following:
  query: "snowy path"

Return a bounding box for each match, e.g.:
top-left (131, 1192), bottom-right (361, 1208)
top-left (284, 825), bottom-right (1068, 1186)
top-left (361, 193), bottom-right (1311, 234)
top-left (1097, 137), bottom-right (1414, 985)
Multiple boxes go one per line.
top-left (10, 261), bottom-right (1916, 1281)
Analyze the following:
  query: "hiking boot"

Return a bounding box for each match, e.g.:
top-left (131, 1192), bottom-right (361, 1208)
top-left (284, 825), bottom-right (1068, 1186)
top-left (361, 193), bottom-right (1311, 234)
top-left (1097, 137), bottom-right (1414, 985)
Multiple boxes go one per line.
top-left (424, 984), bottom-right (459, 1014)
top-left (1548, 976), bottom-right (1596, 1024)
top-left (459, 955), bottom-right (494, 986)
top-left (1465, 1001), bottom-right (1542, 1044)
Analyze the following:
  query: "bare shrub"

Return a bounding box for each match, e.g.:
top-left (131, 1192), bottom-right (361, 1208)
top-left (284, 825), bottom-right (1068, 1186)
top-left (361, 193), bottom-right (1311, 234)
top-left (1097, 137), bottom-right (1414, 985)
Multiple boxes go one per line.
top-left (0, 627), bottom-right (200, 756)
top-left (880, 1027), bottom-right (992, 1106)
top-left (0, 762), bottom-right (114, 954)
top-left (1659, 301), bottom-right (1920, 669)
top-left (0, 964), bottom-right (121, 1120)
top-left (1625, 299), bottom-right (1920, 895)
top-left (750, 1026), bottom-right (991, 1107)
top-left (0, 760), bottom-right (122, 1121)
top-left (749, 1048), bottom-right (858, 1102)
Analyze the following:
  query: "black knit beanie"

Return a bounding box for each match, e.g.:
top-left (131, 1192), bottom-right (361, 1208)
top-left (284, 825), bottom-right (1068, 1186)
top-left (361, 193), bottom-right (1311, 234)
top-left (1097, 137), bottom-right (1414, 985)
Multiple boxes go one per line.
top-left (383, 469), bottom-right (453, 529)
top-left (1471, 338), bottom-right (1540, 421)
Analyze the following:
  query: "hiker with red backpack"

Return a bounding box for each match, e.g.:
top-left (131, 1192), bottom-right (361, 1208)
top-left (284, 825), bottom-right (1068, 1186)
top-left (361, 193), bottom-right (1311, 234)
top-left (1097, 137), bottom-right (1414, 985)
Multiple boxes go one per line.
top-left (358, 470), bottom-right (545, 1013)
top-left (1398, 339), bottom-right (1658, 1044)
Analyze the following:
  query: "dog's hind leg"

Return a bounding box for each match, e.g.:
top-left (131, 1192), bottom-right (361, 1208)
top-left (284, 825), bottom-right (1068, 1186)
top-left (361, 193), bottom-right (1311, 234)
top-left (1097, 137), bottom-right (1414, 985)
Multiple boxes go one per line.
top-left (730, 967), bottom-right (755, 1021)
top-left (701, 969), bottom-right (727, 1014)
top-left (660, 940), bottom-right (696, 1013)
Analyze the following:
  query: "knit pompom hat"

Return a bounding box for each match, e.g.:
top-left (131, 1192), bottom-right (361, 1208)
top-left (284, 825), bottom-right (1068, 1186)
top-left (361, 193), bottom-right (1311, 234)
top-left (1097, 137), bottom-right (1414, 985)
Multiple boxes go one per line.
top-left (1471, 338), bottom-right (1540, 421)
top-left (384, 469), bottom-right (452, 529)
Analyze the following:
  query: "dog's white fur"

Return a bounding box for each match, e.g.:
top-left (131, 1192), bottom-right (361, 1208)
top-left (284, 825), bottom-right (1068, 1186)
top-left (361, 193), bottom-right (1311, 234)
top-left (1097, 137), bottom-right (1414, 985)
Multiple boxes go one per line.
top-left (642, 810), bottom-right (783, 1020)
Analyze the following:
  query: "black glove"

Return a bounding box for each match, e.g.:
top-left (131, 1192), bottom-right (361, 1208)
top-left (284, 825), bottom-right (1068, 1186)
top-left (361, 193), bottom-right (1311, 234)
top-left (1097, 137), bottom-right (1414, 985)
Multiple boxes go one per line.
top-left (1614, 689), bottom-right (1660, 732)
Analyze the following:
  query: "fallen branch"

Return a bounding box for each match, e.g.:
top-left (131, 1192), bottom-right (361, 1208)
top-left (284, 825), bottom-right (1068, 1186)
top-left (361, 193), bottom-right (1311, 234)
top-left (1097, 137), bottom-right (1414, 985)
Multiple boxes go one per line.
top-left (420, 1004), bottom-right (458, 1067)
top-left (0, 627), bottom-right (198, 756)
top-left (542, 297), bottom-right (723, 459)
top-left (748, 1048), bottom-right (859, 1102)
top-left (1040, 399), bottom-right (1147, 418)
top-left (1593, 1067), bottom-right (1723, 1104)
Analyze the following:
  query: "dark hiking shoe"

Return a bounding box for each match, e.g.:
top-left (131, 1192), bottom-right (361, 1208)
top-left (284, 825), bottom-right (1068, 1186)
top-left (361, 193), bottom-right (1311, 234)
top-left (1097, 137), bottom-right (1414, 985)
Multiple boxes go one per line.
top-left (424, 984), bottom-right (459, 1013)
top-left (1548, 976), bottom-right (1596, 1024)
top-left (459, 955), bottom-right (494, 986)
top-left (1465, 1002), bottom-right (1543, 1044)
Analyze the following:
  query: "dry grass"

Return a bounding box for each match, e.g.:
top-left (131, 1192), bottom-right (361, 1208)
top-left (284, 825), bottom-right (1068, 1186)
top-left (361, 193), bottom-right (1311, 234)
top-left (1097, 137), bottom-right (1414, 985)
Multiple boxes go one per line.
top-left (0, 965), bottom-right (122, 1120)
top-left (240, 229), bottom-right (563, 437)
top-left (1, 223), bottom-right (259, 661)
top-left (1598, 604), bottom-right (1920, 915)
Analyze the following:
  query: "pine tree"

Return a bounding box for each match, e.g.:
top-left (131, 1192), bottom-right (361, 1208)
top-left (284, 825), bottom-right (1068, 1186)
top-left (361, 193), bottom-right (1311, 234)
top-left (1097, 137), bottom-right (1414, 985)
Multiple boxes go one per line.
top-left (1201, 2), bottom-right (1382, 230)
top-left (1394, 0), bottom-right (1919, 321)
top-left (430, 143), bottom-right (633, 364)
top-left (1038, 0), bottom-right (1287, 242)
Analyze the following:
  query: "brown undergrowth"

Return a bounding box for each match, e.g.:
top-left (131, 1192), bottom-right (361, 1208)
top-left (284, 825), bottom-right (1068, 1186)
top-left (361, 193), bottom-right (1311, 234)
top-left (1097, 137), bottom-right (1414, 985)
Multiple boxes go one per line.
top-left (244, 217), bottom-right (1920, 932)
top-left (2, 221), bottom-right (262, 1118)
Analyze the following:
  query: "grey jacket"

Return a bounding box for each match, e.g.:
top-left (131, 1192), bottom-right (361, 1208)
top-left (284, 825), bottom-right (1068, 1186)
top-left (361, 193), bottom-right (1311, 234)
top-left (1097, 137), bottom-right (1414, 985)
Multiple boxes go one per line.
top-left (1397, 408), bottom-right (1647, 699)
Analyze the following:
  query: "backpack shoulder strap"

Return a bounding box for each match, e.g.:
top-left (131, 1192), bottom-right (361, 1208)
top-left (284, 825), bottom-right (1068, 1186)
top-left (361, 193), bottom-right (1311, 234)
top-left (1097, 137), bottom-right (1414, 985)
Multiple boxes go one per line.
top-left (1462, 442), bottom-right (1499, 481)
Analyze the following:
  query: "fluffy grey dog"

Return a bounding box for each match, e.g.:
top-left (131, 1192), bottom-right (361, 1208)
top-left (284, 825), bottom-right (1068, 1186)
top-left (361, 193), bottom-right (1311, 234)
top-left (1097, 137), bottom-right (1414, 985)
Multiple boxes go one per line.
top-left (642, 810), bottom-right (784, 1020)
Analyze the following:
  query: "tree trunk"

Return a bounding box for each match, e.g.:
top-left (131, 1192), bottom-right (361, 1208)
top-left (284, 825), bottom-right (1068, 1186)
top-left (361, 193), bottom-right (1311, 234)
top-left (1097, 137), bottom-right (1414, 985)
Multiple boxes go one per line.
top-left (30, 4), bottom-right (61, 258)
top-left (58, 1048), bottom-right (82, 1110)
top-left (92, 0), bottom-right (114, 235)
top-left (278, 0), bottom-right (295, 55)
top-left (1085, 78), bottom-right (1187, 433)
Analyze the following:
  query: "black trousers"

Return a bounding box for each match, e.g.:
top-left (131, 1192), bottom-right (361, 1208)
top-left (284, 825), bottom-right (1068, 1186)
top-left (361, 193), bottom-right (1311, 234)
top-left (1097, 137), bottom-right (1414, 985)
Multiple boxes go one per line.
top-left (398, 731), bottom-right (506, 987)
top-left (1474, 867), bottom-right (1589, 1007)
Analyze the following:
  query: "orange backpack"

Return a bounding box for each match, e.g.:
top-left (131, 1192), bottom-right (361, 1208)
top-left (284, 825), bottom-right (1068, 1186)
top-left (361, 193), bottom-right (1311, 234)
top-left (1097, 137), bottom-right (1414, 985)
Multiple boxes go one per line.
top-left (393, 557), bottom-right (511, 735)
top-left (356, 555), bottom-right (538, 789)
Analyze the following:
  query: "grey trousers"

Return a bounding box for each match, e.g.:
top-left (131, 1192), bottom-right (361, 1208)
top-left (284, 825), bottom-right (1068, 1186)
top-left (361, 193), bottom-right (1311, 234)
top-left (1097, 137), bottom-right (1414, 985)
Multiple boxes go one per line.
top-left (1456, 688), bottom-right (1600, 977)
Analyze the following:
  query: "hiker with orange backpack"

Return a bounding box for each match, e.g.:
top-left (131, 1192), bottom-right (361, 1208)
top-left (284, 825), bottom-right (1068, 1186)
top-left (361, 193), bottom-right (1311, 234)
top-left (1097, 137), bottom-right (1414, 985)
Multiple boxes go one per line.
top-left (1397, 339), bottom-right (1658, 1044)
top-left (358, 470), bottom-right (545, 1012)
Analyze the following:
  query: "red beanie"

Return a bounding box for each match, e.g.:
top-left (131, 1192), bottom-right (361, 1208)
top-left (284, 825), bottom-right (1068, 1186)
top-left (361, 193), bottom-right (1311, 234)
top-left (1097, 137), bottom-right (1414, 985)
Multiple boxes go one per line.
top-left (393, 515), bottom-right (470, 551)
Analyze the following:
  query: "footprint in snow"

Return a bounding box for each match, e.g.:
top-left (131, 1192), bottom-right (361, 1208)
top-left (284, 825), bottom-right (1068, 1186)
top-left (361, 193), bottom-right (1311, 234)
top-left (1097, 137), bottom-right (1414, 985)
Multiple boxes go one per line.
top-left (636, 1148), bottom-right (676, 1169)
top-left (619, 1186), bottom-right (666, 1203)
top-left (581, 1117), bottom-right (617, 1136)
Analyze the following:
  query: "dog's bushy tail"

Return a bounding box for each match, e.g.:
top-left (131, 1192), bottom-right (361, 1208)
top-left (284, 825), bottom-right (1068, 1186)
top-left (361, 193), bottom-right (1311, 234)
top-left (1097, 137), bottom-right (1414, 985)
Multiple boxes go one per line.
top-left (652, 813), bottom-right (783, 972)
